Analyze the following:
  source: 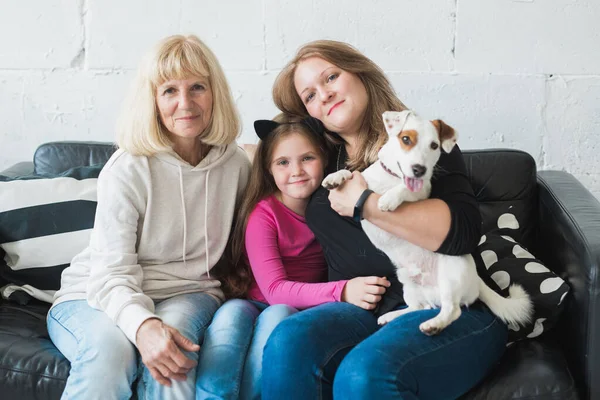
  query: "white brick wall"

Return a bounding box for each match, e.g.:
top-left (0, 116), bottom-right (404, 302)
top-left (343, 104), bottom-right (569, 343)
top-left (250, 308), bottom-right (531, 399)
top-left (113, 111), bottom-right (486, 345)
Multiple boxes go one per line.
top-left (1, 0), bottom-right (599, 198)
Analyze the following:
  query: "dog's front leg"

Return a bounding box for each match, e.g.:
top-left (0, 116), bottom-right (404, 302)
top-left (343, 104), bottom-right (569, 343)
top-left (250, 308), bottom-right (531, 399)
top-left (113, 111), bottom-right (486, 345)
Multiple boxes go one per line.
top-left (378, 186), bottom-right (410, 212)
top-left (322, 169), bottom-right (352, 190)
top-left (419, 282), bottom-right (462, 336)
top-left (419, 302), bottom-right (461, 336)
top-left (377, 304), bottom-right (423, 326)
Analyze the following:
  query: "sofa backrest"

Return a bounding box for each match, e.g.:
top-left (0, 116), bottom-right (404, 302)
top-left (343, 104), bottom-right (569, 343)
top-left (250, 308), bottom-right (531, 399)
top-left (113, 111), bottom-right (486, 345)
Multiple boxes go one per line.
top-left (462, 149), bottom-right (538, 249)
top-left (29, 142), bottom-right (540, 248)
top-left (33, 141), bottom-right (117, 175)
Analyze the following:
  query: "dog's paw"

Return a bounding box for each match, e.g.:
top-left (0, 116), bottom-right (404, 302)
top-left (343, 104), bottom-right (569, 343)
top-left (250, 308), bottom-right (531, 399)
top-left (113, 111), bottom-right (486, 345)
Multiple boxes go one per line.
top-left (322, 170), bottom-right (352, 190)
top-left (377, 312), bottom-right (398, 326)
top-left (419, 319), bottom-right (446, 336)
top-left (377, 308), bottom-right (415, 326)
top-left (378, 192), bottom-right (403, 212)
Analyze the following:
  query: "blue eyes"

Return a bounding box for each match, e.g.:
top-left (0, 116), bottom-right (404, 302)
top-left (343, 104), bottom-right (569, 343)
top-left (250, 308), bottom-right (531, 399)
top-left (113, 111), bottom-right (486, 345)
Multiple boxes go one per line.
top-left (304, 73), bottom-right (339, 103)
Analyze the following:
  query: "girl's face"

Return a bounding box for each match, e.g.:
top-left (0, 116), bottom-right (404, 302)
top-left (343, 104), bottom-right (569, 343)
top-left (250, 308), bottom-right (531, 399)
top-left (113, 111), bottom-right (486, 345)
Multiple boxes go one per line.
top-left (269, 132), bottom-right (325, 205)
top-left (293, 57), bottom-right (368, 137)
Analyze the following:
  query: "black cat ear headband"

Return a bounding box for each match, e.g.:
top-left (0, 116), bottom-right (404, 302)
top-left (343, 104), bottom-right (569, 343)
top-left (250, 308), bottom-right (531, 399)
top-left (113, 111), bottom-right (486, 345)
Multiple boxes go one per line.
top-left (253, 116), bottom-right (326, 140)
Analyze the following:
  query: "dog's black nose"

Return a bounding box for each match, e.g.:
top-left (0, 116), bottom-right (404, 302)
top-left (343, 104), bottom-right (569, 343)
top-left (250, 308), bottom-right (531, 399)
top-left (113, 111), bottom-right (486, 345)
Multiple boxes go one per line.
top-left (412, 165), bottom-right (426, 178)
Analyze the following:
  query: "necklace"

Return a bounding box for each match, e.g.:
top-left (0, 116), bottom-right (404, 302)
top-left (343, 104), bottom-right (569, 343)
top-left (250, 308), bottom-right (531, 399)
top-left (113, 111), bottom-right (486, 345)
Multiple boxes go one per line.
top-left (336, 145), bottom-right (343, 171)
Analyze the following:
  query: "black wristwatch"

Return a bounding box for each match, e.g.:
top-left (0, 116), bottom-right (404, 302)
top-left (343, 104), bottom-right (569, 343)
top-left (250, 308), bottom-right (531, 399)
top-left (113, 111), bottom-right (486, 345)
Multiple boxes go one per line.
top-left (353, 189), bottom-right (374, 223)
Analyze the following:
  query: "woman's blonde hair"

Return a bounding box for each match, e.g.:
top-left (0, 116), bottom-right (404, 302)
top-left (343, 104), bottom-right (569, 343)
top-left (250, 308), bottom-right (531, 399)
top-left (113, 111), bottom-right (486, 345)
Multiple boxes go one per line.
top-left (272, 40), bottom-right (407, 171)
top-left (225, 114), bottom-right (329, 298)
top-left (117, 34), bottom-right (240, 155)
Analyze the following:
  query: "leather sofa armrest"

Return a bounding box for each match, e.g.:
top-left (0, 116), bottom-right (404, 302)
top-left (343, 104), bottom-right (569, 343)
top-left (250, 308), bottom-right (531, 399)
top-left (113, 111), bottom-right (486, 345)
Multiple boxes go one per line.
top-left (537, 170), bottom-right (600, 400)
top-left (0, 252), bottom-right (6, 304)
top-left (0, 162), bottom-right (34, 178)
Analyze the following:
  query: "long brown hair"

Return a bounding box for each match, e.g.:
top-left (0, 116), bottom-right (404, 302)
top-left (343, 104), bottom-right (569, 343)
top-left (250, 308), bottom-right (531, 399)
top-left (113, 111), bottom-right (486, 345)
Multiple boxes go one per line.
top-left (272, 40), bottom-right (408, 171)
top-left (227, 114), bottom-right (329, 297)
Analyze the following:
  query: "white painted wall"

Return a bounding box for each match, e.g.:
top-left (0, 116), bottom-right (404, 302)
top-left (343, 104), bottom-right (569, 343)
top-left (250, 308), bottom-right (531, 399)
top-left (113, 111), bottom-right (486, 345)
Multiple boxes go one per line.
top-left (1, 0), bottom-right (599, 198)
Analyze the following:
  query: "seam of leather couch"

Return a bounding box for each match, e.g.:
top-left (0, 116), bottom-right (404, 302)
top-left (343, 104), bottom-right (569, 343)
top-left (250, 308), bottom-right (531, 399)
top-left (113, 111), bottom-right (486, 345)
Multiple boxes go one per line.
top-left (0, 364), bottom-right (67, 381)
top-left (1, 305), bottom-right (47, 321)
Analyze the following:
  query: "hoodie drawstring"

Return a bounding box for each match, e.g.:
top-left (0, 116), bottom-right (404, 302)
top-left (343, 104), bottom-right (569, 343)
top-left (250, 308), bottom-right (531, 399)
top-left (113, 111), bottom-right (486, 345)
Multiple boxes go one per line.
top-left (178, 166), bottom-right (188, 269)
top-left (179, 165), bottom-right (212, 279)
top-left (204, 169), bottom-right (211, 279)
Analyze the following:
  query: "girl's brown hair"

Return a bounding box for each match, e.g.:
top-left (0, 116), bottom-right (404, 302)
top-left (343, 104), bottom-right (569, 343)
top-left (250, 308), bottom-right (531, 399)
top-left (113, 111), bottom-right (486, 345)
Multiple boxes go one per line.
top-left (225, 114), bottom-right (329, 298)
top-left (272, 40), bottom-right (408, 171)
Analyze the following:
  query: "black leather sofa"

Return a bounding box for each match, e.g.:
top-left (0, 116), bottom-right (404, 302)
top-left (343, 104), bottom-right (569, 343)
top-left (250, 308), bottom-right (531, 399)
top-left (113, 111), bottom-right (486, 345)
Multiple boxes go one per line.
top-left (1, 141), bottom-right (599, 400)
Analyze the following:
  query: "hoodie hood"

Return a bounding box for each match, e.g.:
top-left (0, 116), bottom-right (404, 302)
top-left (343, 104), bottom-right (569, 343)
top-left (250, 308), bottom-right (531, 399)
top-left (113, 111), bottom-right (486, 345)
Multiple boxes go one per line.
top-left (155, 143), bottom-right (239, 172)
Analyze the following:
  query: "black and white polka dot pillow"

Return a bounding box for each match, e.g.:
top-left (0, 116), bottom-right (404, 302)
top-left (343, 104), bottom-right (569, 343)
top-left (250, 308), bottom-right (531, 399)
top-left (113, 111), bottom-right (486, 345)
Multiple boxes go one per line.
top-left (477, 213), bottom-right (570, 344)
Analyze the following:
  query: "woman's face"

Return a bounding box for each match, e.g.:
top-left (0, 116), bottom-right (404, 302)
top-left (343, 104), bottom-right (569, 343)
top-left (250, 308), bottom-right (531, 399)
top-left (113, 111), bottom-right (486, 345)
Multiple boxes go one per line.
top-left (293, 57), bottom-right (368, 137)
top-left (156, 76), bottom-right (213, 141)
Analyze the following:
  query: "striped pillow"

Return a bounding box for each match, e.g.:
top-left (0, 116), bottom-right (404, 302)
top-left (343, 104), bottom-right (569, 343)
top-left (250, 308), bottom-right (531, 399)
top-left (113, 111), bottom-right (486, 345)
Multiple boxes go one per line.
top-left (0, 165), bottom-right (103, 303)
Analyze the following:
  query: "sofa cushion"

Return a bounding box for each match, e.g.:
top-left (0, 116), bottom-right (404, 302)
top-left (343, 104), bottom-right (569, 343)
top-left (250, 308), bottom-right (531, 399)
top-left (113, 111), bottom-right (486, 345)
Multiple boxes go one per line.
top-left (0, 165), bottom-right (102, 303)
top-left (462, 336), bottom-right (578, 400)
top-left (0, 301), bottom-right (68, 400)
top-left (477, 225), bottom-right (570, 343)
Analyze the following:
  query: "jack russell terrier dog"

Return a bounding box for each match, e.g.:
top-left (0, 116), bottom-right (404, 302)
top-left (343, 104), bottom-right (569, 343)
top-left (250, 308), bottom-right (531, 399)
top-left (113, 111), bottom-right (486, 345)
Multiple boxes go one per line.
top-left (322, 110), bottom-right (532, 335)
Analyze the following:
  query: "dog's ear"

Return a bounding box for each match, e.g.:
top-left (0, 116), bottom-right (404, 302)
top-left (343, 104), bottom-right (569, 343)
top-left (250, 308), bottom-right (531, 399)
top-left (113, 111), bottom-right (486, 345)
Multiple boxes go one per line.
top-left (432, 119), bottom-right (458, 153)
top-left (382, 110), bottom-right (412, 136)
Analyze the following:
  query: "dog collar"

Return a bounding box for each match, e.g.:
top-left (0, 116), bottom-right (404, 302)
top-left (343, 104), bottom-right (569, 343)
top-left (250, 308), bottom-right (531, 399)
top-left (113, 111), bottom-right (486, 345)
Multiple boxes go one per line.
top-left (380, 161), bottom-right (402, 179)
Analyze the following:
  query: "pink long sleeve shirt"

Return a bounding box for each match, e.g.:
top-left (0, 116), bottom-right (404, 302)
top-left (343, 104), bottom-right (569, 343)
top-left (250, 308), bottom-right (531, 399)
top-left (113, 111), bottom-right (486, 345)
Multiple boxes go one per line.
top-left (246, 195), bottom-right (347, 309)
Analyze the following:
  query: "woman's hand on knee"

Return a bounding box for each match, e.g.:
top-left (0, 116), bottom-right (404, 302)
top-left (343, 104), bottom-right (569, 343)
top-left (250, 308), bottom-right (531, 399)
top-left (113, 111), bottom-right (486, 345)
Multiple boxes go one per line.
top-left (136, 318), bottom-right (200, 386)
top-left (341, 276), bottom-right (390, 310)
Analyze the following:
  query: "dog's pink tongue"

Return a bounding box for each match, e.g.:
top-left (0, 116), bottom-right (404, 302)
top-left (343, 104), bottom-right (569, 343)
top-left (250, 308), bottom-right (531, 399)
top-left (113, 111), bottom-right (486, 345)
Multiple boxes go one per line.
top-left (405, 177), bottom-right (424, 192)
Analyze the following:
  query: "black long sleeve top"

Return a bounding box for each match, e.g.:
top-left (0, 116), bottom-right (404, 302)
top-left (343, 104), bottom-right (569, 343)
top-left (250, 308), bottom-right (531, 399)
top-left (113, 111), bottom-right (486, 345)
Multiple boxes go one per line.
top-left (305, 144), bottom-right (482, 315)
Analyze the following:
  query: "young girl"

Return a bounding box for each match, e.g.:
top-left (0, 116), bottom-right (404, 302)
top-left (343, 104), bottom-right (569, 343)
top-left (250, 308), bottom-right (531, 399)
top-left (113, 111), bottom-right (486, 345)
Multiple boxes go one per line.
top-left (194, 115), bottom-right (390, 400)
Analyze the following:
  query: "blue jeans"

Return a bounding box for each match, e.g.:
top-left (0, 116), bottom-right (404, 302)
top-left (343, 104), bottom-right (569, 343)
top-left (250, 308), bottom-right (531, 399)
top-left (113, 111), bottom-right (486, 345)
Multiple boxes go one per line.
top-left (47, 293), bottom-right (219, 400)
top-left (196, 299), bottom-right (298, 400)
top-left (262, 302), bottom-right (508, 400)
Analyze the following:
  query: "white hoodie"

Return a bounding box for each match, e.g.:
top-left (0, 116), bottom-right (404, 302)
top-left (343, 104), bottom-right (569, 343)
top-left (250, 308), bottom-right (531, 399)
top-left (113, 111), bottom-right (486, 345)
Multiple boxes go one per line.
top-left (52, 143), bottom-right (250, 344)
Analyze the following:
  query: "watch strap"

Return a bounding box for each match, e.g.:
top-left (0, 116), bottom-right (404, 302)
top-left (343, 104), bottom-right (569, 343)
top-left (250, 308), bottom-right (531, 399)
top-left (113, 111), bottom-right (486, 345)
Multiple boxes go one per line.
top-left (353, 189), bottom-right (374, 223)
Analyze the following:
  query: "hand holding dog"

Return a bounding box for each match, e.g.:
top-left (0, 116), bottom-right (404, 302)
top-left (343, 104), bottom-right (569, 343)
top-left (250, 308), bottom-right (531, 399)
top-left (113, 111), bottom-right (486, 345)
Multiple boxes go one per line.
top-left (136, 318), bottom-right (200, 386)
top-left (342, 276), bottom-right (390, 310)
top-left (328, 171), bottom-right (368, 217)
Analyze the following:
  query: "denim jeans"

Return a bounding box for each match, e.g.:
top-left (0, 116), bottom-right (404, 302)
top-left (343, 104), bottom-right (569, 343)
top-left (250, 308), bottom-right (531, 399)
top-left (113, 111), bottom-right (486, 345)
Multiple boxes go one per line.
top-left (195, 299), bottom-right (298, 400)
top-left (262, 301), bottom-right (508, 400)
top-left (47, 293), bottom-right (220, 400)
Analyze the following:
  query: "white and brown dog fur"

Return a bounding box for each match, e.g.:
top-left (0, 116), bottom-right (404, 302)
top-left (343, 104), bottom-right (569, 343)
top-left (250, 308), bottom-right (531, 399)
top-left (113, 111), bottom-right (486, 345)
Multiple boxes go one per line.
top-left (322, 110), bottom-right (533, 335)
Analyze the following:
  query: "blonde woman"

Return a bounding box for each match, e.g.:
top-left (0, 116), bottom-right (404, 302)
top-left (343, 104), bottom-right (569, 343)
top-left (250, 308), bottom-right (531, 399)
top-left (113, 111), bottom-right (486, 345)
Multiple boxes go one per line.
top-left (262, 40), bottom-right (508, 400)
top-left (47, 35), bottom-right (250, 400)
